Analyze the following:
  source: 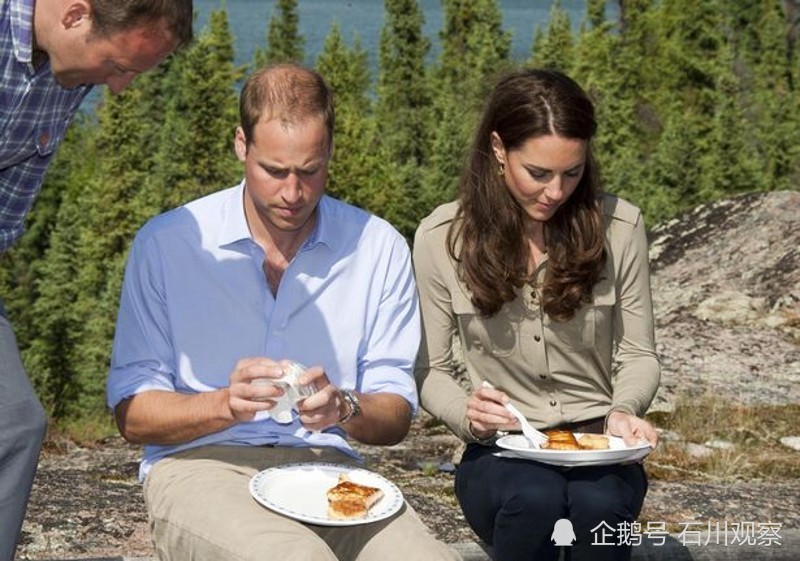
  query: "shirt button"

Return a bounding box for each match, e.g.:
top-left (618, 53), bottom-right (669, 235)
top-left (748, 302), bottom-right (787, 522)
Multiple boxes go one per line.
top-left (549, 399), bottom-right (557, 407)
top-left (39, 132), bottom-right (49, 147)
top-left (534, 335), bottom-right (541, 342)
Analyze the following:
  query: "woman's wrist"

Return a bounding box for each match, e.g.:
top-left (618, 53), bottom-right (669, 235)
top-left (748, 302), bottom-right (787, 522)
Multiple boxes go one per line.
top-left (468, 422), bottom-right (497, 445)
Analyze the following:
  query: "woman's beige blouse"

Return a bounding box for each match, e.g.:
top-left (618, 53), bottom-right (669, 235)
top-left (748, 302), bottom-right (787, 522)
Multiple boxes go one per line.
top-left (413, 194), bottom-right (661, 443)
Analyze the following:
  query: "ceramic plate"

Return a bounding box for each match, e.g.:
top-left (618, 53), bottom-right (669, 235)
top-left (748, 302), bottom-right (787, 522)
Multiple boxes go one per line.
top-left (249, 462), bottom-right (404, 526)
top-left (496, 433), bottom-right (652, 466)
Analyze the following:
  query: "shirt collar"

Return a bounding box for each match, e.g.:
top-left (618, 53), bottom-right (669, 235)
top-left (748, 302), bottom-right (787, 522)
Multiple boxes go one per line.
top-left (10, 0), bottom-right (36, 66)
top-left (217, 181), bottom-right (253, 248)
top-left (310, 196), bottom-right (334, 251)
top-left (217, 181), bottom-right (333, 252)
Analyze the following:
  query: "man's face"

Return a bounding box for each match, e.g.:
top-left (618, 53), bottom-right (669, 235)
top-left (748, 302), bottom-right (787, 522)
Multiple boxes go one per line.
top-left (49, 19), bottom-right (177, 94)
top-left (236, 116), bottom-right (331, 238)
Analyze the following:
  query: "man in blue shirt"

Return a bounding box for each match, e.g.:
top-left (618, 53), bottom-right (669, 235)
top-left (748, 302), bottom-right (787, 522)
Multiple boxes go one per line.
top-left (1, 0), bottom-right (192, 557)
top-left (107, 63), bottom-right (459, 561)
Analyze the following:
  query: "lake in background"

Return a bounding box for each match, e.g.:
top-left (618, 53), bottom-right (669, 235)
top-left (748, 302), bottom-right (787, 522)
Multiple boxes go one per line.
top-left (193, 0), bottom-right (618, 68)
top-left (82, 1), bottom-right (616, 109)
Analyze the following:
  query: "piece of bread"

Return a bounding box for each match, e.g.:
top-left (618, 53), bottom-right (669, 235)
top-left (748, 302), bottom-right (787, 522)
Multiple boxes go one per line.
top-left (578, 434), bottom-right (610, 450)
top-left (327, 473), bottom-right (384, 520)
top-left (543, 430), bottom-right (581, 450)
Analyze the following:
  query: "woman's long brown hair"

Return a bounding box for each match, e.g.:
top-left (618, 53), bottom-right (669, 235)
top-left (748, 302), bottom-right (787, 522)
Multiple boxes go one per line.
top-left (447, 68), bottom-right (606, 321)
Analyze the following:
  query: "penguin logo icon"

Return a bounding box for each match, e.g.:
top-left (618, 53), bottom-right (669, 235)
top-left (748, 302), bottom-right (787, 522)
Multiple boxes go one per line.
top-left (551, 518), bottom-right (576, 546)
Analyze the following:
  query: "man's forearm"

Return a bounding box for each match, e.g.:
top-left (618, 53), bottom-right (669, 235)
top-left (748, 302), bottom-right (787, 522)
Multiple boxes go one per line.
top-left (337, 392), bottom-right (412, 446)
top-left (114, 389), bottom-right (236, 445)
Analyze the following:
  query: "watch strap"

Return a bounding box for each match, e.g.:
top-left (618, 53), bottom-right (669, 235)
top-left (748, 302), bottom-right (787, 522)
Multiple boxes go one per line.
top-left (337, 389), bottom-right (361, 424)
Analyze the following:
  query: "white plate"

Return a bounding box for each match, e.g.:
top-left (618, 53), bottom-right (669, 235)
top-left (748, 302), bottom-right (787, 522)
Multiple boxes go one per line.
top-left (496, 433), bottom-right (652, 466)
top-left (249, 462), bottom-right (404, 526)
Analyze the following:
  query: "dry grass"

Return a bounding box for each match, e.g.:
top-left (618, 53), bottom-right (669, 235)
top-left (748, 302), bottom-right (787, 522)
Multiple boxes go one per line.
top-left (645, 399), bottom-right (800, 481)
top-left (47, 413), bottom-right (119, 449)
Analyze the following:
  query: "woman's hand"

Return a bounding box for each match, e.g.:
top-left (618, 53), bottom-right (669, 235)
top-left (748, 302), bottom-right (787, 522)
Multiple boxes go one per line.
top-left (466, 384), bottom-right (516, 439)
top-left (606, 410), bottom-right (658, 447)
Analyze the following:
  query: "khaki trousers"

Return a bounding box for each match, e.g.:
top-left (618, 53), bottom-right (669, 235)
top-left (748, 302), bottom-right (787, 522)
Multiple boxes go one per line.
top-left (144, 445), bottom-right (460, 561)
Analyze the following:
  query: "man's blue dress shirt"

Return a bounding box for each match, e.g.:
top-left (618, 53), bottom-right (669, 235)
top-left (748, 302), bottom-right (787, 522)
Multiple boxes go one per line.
top-left (107, 182), bottom-right (421, 479)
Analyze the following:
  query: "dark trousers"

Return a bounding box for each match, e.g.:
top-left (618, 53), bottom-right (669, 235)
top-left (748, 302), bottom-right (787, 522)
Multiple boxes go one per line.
top-left (455, 443), bottom-right (648, 561)
top-left (0, 299), bottom-right (47, 561)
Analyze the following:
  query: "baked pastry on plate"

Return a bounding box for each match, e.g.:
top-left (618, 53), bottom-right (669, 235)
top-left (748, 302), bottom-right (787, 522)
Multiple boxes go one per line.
top-left (327, 473), bottom-right (384, 520)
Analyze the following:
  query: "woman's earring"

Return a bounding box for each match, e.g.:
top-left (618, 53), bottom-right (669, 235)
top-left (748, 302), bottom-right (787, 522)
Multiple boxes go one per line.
top-left (497, 161), bottom-right (506, 176)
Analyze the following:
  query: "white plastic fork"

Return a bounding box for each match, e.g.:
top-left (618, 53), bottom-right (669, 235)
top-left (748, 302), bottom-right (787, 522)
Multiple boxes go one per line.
top-left (482, 381), bottom-right (549, 448)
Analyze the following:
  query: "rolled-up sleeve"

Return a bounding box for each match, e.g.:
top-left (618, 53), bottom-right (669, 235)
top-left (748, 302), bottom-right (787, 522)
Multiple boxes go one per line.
top-left (106, 232), bottom-right (177, 409)
top-left (359, 232), bottom-right (421, 412)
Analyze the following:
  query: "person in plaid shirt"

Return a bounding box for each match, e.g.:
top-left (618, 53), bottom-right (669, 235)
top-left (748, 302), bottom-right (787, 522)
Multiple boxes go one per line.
top-left (1, 1), bottom-right (192, 557)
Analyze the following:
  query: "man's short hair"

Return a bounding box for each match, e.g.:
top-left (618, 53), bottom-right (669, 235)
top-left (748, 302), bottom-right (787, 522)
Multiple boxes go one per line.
top-left (239, 63), bottom-right (335, 151)
top-left (89, 0), bottom-right (193, 49)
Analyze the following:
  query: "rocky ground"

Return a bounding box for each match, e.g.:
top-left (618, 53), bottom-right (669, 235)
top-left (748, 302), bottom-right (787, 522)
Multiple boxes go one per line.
top-left (17, 412), bottom-right (800, 560)
top-left (16, 191), bottom-right (800, 559)
top-left (647, 191), bottom-right (799, 412)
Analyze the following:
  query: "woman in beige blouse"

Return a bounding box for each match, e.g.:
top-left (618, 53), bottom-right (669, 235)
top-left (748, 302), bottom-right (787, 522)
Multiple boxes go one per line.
top-left (413, 68), bottom-right (660, 561)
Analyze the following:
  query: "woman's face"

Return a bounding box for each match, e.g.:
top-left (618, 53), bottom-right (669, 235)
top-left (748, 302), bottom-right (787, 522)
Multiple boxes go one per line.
top-left (492, 132), bottom-right (588, 224)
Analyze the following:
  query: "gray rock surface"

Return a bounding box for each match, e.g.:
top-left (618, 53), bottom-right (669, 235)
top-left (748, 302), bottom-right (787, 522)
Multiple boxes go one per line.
top-left (648, 191), bottom-right (800, 411)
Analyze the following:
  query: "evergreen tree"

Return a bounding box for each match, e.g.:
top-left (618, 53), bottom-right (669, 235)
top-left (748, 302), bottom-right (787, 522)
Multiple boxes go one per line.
top-left (315, 23), bottom-right (377, 207)
top-left (530, 25), bottom-right (545, 65)
top-left (372, 0), bottom-right (432, 238)
top-left (650, 0), bottom-right (724, 121)
top-left (69, 89), bottom-right (157, 417)
top-left (375, 0), bottom-right (431, 167)
top-left (425, 0), bottom-right (511, 216)
top-left (0, 117), bottom-right (89, 349)
top-left (24, 161), bottom-right (96, 417)
top-left (642, 111), bottom-right (699, 224)
top-left (646, 0), bottom-right (731, 211)
top-left (789, 0), bottom-right (800, 86)
top-left (421, 98), bottom-right (470, 214)
top-left (573, 0), bottom-right (655, 219)
top-left (253, 0), bottom-right (305, 68)
top-left (0, 118), bottom-right (99, 416)
top-left (751, 0), bottom-right (800, 190)
top-left (436, 0), bottom-right (511, 106)
top-left (587, 0), bottom-right (606, 29)
top-left (697, 38), bottom-right (764, 200)
top-left (530, 0), bottom-right (574, 71)
top-left (153, 8), bottom-right (242, 211)
top-left (727, 0), bottom-right (765, 63)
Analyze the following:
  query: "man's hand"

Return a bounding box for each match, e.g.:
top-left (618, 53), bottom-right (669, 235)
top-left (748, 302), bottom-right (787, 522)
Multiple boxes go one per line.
top-left (227, 357), bottom-right (286, 421)
top-left (294, 366), bottom-right (343, 431)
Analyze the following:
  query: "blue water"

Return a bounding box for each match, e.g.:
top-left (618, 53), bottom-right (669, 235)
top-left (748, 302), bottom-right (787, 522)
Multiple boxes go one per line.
top-left (83, 1), bottom-right (614, 108)
top-left (192, 0), bottom-right (616, 68)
